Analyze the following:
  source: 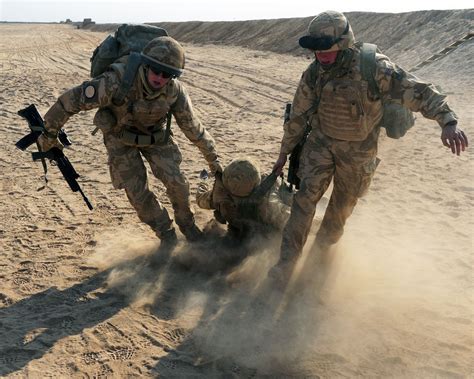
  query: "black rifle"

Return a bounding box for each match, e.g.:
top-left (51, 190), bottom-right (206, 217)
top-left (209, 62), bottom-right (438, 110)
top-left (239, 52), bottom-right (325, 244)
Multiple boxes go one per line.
top-left (16, 104), bottom-right (93, 210)
top-left (32, 148), bottom-right (93, 210)
top-left (16, 104), bottom-right (72, 150)
top-left (285, 103), bottom-right (311, 192)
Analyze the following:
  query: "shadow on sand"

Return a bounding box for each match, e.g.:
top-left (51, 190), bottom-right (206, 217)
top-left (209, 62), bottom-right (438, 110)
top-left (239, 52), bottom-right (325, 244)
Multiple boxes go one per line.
top-left (0, 230), bottom-right (337, 377)
top-left (0, 255), bottom-right (152, 376)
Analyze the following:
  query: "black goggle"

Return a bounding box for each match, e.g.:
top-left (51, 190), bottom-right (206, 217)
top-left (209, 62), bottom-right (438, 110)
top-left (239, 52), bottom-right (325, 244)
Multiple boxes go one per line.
top-left (141, 53), bottom-right (183, 78)
top-left (299, 21), bottom-right (350, 51)
top-left (149, 66), bottom-right (174, 79)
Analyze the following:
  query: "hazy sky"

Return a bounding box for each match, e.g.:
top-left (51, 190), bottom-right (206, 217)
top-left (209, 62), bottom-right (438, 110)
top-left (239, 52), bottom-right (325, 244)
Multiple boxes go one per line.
top-left (1, 0), bottom-right (472, 23)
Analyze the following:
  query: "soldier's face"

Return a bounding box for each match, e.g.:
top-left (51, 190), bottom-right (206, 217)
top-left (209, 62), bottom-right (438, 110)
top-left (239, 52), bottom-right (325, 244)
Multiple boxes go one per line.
top-left (147, 68), bottom-right (171, 90)
top-left (315, 51), bottom-right (339, 65)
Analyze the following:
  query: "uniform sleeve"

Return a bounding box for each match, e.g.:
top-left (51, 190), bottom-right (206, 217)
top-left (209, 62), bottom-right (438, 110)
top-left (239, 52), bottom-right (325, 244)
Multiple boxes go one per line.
top-left (196, 181), bottom-right (213, 209)
top-left (196, 178), bottom-right (240, 227)
top-left (211, 177), bottom-right (239, 224)
top-left (171, 83), bottom-right (219, 164)
top-left (374, 54), bottom-right (457, 128)
top-left (43, 71), bottom-right (121, 135)
top-left (280, 63), bottom-right (318, 155)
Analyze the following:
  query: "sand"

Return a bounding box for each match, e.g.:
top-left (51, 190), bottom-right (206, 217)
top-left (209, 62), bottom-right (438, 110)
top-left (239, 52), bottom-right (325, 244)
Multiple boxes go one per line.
top-left (0, 12), bottom-right (472, 378)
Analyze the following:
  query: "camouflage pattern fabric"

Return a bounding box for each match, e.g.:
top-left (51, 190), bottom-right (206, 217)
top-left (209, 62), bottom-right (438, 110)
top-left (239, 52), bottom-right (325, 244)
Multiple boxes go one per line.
top-left (278, 41), bottom-right (457, 260)
top-left (44, 59), bottom-right (218, 164)
top-left (258, 177), bottom-right (292, 231)
top-left (104, 132), bottom-right (193, 236)
top-left (196, 174), bottom-right (291, 235)
top-left (300, 10), bottom-right (355, 52)
top-left (222, 158), bottom-right (261, 197)
top-left (43, 58), bottom-right (219, 237)
top-left (281, 43), bottom-right (457, 154)
top-left (196, 176), bottom-right (239, 224)
top-left (280, 127), bottom-right (379, 261)
top-left (142, 36), bottom-right (185, 71)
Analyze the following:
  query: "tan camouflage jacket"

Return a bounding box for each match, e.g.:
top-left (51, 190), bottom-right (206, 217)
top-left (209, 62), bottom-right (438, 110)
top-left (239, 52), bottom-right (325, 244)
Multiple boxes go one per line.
top-left (280, 44), bottom-right (458, 154)
top-left (43, 62), bottom-right (218, 163)
top-left (196, 174), bottom-right (291, 231)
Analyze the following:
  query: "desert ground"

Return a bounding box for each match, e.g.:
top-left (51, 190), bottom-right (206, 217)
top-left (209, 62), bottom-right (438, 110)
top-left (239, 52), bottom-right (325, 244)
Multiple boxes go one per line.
top-left (0, 10), bottom-right (473, 378)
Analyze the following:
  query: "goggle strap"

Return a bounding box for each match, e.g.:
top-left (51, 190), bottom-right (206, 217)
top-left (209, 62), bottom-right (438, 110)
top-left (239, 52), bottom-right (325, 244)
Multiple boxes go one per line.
top-left (140, 53), bottom-right (182, 78)
top-left (335, 20), bottom-right (350, 43)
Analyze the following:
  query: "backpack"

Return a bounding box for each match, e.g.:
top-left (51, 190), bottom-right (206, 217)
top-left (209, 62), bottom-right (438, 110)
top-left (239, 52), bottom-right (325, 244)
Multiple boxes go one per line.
top-left (89, 24), bottom-right (172, 142)
top-left (90, 23), bottom-right (168, 78)
top-left (360, 43), bottom-right (415, 139)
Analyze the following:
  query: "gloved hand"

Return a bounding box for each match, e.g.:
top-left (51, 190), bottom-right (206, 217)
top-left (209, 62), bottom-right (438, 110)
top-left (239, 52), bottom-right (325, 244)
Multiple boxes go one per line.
top-left (208, 160), bottom-right (223, 176)
top-left (37, 132), bottom-right (64, 152)
top-left (199, 169), bottom-right (209, 180)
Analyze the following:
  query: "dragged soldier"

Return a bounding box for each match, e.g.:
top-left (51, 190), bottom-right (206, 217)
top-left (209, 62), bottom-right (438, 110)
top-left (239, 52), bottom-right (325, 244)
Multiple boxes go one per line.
top-left (271, 11), bottom-right (468, 280)
top-left (196, 158), bottom-right (291, 244)
top-left (179, 158), bottom-right (291, 273)
top-left (37, 36), bottom-right (222, 255)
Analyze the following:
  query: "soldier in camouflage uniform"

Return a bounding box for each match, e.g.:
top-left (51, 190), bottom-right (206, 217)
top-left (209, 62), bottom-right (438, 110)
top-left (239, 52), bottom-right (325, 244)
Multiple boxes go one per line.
top-left (196, 158), bottom-right (291, 241)
top-left (38, 36), bottom-right (222, 252)
top-left (270, 11), bottom-right (468, 279)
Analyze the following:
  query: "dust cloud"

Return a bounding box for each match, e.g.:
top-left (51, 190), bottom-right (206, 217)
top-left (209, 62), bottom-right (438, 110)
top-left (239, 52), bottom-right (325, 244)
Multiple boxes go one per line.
top-left (85, 196), bottom-right (470, 376)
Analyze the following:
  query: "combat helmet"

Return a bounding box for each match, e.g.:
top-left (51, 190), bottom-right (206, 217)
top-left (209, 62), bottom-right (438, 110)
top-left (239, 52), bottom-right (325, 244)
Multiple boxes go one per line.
top-left (222, 158), bottom-right (261, 197)
top-left (141, 36), bottom-right (185, 78)
top-left (299, 11), bottom-right (355, 52)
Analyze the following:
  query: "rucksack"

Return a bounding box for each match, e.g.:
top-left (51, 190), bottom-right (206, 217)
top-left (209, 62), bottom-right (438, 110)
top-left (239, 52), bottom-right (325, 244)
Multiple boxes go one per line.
top-left (360, 43), bottom-right (415, 139)
top-left (89, 24), bottom-right (172, 142)
top-left (90, 23), bottom-right (168, 78)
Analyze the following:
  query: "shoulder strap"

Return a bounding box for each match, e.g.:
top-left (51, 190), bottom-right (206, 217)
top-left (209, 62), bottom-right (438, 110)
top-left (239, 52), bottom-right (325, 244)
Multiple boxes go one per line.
top-left (112, 52), bottom-right (142, 106)
top-left (307, 60), bottom-right (319, 87)
top-left (108, 52), bottom-right (173, 142)
top-left (360, 43), bottom-right (380, 97)
top-left (249, 172), bottom-right (278, 201)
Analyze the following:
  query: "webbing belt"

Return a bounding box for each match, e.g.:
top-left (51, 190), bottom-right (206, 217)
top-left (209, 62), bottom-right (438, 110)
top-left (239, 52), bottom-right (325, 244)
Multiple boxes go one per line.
top-left (120, 128), bottom-right (167, 146)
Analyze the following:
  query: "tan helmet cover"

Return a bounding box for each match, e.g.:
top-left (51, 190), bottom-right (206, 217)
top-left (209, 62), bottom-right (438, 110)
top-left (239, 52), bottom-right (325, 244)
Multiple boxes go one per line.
top-left (299, 10), bottom-right (355, 52)
top-left (222, 158), bottom-right (261, 197)
top-left (142, 36), bottom-right (185, 74)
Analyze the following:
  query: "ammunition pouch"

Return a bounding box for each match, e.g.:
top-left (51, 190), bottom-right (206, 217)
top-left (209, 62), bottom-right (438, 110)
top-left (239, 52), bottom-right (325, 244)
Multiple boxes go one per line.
top-left (93, 108), bottom-right (117, 134)
top-left (318, 79), bottom-right (382, 141)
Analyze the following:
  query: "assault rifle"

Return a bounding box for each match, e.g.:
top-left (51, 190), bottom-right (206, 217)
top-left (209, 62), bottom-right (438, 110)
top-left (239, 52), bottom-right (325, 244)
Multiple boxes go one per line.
top-left (16, 104), bottom-right (93, 210)
top-left (285, 103), bottom-right (311, 192)
top-left (16, 104), bottom-right (72, 151)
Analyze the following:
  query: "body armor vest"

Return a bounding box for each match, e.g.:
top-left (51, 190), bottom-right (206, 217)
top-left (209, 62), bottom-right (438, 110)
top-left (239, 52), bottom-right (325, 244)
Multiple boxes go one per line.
top-left (233, 196), bottom-right (262, 224)
top-left (101, 61), bottom-right (171, 146)
top-left (224, 173), bottom-right (278, 227)
top-left (315, 50), bottom-right (383, 141)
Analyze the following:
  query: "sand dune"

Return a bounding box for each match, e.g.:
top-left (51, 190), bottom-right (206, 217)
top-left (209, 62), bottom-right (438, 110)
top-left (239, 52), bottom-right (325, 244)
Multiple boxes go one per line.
top-left (0, 10), bottom-right (473, 377)
top-left (89, 9), bottom-right (474, 67)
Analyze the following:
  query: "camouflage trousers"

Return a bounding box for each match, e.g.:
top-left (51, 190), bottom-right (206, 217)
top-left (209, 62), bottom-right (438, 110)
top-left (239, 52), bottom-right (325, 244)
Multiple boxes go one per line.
top-left (280, 127), bottom-right (379, 262)
top-left (103, 132), bottom-right (195, 238)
